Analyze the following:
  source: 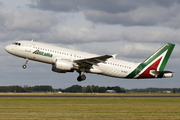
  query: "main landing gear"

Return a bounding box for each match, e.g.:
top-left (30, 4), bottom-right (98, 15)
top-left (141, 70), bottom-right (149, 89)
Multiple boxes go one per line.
top-left (77, 72), bottom-right (86, 82)
top-left (22, 59), bottom-right (28, 69)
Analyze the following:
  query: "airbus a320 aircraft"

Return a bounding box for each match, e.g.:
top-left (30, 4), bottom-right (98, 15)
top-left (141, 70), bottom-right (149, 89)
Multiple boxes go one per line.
top-left (5, 40), bottom-right (175, 82)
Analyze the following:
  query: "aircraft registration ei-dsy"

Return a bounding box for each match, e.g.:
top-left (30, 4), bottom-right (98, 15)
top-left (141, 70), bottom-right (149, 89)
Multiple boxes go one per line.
top-left (5, 40), bottom-right (175, 82)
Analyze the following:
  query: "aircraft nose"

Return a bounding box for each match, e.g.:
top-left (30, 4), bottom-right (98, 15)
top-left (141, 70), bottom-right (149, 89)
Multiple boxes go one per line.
top-left (5, 45), bottom-right (11, 52)
top-left (5, 45), bottom-right (15, 54)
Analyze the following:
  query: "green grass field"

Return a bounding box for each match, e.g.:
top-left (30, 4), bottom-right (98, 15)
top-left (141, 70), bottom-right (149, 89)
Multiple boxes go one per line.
top-left (0, 94), bottom-right (180, 120)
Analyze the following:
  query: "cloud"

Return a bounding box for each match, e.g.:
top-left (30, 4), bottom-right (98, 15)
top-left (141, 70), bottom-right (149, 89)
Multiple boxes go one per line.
top-left (0, 8), bottom-right (60, 41)
top-left (3, 10), bottom-right (57, 32)
top-left (121, 30), bottom-right (180, 43)
top-left (1, 0), bottom-right (180, 44)
top-left (28, 0), bottom-right (176, 13)
top-left (107, 43), bottom-right (159, 60)
top-left (28, 0), bottom-right (180, 29)
top-left (84, 5), bottom-right (180, 28)
top-left (28, 0), bottom-right (140, 13)
top-left (40, 26), bottom-right (121, 43)
top-left (28, 0), bottom-right (82, 12)
top-left (0, 5), bottom-right (122, 43)
top-left (0, 1), bottom-right (3, 7)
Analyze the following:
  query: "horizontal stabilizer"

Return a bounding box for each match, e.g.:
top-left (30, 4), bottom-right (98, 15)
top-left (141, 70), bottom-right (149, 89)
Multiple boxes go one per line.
top-left (151, 71), bottom-right (173, 78)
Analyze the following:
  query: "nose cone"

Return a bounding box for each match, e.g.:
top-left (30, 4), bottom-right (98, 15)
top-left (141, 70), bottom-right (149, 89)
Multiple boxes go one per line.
top-left (5, 45), bottom-right (16, 55)
top-left (5, 45), bottom-right (11, 53)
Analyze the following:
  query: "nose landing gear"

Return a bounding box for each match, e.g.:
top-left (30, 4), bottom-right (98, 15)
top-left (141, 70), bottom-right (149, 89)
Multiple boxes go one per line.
top-left (22, 59), bottom-right (28, 69)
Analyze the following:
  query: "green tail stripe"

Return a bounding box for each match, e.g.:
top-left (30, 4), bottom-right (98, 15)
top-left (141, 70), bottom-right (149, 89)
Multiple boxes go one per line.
top-left (158, 43), bottom-right (175, 71)
top-left (126, 43), bottom-right (175, 78)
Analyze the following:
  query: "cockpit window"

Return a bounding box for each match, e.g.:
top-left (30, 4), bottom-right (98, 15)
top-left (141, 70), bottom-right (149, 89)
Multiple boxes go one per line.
top-left (13, 42), bottom-right (21, 46)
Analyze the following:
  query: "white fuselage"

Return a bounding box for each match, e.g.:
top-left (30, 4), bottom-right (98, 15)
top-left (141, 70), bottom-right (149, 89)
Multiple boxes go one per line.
top-left (5, 40), bottom-right (140, 78)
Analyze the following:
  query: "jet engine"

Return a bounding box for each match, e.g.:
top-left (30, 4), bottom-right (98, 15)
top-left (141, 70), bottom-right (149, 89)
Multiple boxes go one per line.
top-left (52, 59), bottom-right (74, 73)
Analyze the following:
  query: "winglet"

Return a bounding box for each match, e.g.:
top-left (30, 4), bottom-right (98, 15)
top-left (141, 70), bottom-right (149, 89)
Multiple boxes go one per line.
top-left (112, 54), bottom-right (117, 59)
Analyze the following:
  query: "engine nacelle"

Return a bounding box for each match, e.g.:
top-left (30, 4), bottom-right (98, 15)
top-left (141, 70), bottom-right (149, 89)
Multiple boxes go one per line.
top-left (52, 59), bottom-right (74, 73)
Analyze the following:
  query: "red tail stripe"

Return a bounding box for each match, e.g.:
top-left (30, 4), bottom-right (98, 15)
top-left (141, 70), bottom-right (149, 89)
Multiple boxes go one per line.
top-left (138, 57), bottom-right (162, 78)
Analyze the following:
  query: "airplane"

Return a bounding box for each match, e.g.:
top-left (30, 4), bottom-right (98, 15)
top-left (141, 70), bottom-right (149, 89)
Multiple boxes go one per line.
top-left (5, 40), bottom-right (175, 82)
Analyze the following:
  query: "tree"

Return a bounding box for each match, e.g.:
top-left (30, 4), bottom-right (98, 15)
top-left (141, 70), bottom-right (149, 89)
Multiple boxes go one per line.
top-left (86, 85), bottom-right (92, 93)
top-left (113, 86), bottom-right (126, 93)
top-left (64, 85), bottom-right (82, 92)
top-left (173, 88), bottom-right (177, 94)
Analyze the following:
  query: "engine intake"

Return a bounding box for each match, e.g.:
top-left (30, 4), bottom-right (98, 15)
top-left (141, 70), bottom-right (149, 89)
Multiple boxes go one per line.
top-left (52, 59), bottom-right (74, 73)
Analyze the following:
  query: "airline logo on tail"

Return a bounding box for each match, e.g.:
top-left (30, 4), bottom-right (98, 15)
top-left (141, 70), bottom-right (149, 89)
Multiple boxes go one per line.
top-left (126, 43), bottom-right (175, 78)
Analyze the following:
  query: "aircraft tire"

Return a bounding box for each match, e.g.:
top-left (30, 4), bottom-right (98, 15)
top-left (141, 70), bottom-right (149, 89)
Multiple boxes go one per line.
top-left (22, 65), bottom-right (27, 69)
top-left (81, 74), bottom-right (86, 80)
top-left (77, 74), bottom-right (86, 82)
top-left (77, 76), bottom-right (82, 82)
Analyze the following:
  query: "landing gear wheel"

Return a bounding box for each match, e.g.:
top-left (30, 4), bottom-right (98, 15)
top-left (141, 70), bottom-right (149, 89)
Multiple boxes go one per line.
top-left (77, 76), bottom-right (82, 82)
top-left (81, 74), bottom-right (86, 80)
top-left (77, 74), bottom-right (86, 82)
top-left (22, 65), bottom-right (27, 69)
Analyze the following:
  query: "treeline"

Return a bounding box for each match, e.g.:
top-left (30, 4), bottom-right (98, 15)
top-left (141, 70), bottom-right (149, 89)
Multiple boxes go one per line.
top-left (0, 85), bottom-right (180, 93)
top-left (0, 85), bottom-right (125, 93)
top-left (126, 88), bottom-right (179, 93)
top-left (0, 85), bottom-right (53, 92)
top-left (58, 85), bottom-right (126, 93)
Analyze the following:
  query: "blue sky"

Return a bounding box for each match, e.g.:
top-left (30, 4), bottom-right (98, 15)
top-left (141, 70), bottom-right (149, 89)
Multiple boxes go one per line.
top-left (1, 0), bottom-right (180, 89)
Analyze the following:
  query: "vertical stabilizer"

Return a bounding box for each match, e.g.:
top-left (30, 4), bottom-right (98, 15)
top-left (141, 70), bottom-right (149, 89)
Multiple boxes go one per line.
top-left (126, 43), bottom-right (175, 78)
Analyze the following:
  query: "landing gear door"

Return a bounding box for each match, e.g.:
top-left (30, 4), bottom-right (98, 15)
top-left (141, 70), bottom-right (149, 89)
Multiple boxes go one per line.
top-left (25, 42), bottom-right (31, 52)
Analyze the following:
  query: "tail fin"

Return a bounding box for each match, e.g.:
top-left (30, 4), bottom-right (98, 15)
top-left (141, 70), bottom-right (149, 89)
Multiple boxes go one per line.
top-left (126, 43), bottom-right (175, 78)
top-left (142, 43), bottom-right (175, 71)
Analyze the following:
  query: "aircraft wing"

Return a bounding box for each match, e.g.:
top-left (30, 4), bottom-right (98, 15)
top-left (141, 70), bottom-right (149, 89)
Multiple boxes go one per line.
top-left (74, 55), bottom-right (112, 66)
